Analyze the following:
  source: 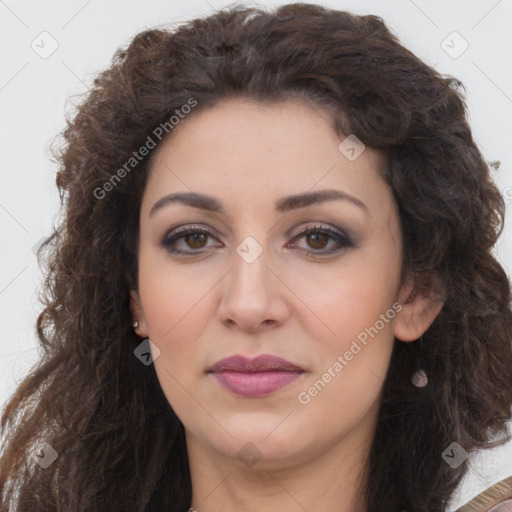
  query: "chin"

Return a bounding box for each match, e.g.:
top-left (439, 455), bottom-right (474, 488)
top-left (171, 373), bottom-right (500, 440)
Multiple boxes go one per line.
top-left (198, 416), bottom-right (313, 467)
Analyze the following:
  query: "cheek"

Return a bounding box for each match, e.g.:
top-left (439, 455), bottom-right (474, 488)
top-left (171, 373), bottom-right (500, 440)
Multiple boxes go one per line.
top-left (295, 285), bottom-right (397, 437)
top-left (138, 245), bottom-right (214, 339)
top-left (285, 244), bottom-right (401, 350)
top-left (137, 257), bottom-right (216, 422)
top-left (292, 242), bottom-right (400, 411)
top-left (136, 250), bottom-right (220, 397)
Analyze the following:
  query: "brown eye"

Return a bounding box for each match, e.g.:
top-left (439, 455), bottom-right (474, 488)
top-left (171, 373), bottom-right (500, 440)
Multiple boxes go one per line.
top-left (184, 232), bottom-right (208, 249)
top-left (289, 225), bottom-right (353, 256)
top-left (162, 226), bottom-right (219, 255)
top-left (306, 231), bottom-right (330, 250)
top-left (162, 224), bottom-right (353, 257)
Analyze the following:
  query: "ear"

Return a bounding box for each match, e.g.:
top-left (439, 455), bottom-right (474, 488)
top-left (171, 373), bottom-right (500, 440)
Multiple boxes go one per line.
top-left (393, 274), bottom-right (444, 342)
top-left (130, 289), bottom-right (148, 337)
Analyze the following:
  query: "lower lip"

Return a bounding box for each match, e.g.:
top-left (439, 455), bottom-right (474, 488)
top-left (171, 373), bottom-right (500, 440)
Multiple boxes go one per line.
top-left (211, 370), bottom-right (303, 397)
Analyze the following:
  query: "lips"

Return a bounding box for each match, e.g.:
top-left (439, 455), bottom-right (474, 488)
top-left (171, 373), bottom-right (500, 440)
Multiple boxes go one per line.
top-left (209, 354), bottom-right (304, 373)
top-left (208, 354), bottom-right (305, 397)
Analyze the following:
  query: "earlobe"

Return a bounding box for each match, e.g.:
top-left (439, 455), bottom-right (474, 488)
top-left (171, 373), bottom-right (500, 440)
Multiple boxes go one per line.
top-left (129, 289), bottom-right (147, 336)
top-left (393, 276), bottom-right (444, 342)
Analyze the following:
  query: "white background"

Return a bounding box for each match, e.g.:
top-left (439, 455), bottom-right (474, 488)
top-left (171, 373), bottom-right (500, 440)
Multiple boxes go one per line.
top-left (0, 0), bottom-right (511, 510)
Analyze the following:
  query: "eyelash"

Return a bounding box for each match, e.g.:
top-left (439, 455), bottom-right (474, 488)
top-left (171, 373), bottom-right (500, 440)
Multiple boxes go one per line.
top-left (161, 224), bottom-right (353, 257)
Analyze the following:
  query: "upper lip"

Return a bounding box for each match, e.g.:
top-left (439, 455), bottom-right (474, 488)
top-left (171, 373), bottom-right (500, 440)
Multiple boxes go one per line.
top-left (208, 354), bottom-right (304, 373)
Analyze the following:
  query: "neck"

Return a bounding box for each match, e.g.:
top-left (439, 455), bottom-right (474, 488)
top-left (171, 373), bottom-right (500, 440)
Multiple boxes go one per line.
top-left (185, 421), bottom-right (373, 512)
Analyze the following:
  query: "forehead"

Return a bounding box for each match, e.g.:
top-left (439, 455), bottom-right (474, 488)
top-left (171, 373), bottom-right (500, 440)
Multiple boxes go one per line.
top-left (141, 97), bottom-right (392, 218)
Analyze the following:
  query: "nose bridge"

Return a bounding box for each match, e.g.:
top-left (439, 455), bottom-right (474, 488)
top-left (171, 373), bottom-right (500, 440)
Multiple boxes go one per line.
top-left (217, 230), bottom-right (288, 330)
top-left (230, 233), bottom-right (271, 298)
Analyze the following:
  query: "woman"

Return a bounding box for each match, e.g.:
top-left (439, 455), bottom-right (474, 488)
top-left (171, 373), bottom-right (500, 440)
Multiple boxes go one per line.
top-left (1, 3), bottom-right (511, 511)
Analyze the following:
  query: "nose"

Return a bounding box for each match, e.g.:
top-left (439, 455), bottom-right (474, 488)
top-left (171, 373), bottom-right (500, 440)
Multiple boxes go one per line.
top-left (217, 240), bottom-right (291, 332)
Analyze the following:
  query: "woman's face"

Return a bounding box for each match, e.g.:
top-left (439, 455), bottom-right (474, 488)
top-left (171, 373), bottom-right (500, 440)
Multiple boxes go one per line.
top-left (131, 98), bottom-right (421, 471)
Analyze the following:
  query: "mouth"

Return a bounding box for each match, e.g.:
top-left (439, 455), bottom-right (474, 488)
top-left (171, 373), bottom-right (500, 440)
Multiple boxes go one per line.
top-left (207, 354), bottom-right (305, 398)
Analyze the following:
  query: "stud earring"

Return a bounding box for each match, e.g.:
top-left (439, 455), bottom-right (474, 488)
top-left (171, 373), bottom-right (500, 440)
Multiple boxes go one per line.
top-left (132, 321), bottom-right (139, 330)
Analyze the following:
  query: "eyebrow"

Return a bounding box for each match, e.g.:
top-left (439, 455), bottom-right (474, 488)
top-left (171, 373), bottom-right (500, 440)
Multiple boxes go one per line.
top-left (149, 188), bottom-right (368, 217)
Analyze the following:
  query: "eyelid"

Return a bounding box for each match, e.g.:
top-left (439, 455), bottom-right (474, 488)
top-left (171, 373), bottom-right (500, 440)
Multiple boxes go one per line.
top-left (161, 224), bottom-right (219, 248)
top-left (165, 223), bottom-right (216, 237)
top-left (163, 222), bottom-right (351, 243)
top-left (286, 223), bottom-right (354, 253)
top-left (289, 222), bottom-right (349, 240)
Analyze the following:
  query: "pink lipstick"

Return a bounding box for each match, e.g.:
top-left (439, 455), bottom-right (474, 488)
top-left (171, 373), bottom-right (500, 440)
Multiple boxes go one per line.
top-left (208, 354), bottom-right (305, 397)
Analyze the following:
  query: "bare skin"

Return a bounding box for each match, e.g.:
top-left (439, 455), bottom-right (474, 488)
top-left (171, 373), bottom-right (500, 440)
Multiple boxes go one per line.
top-left (130, 98), bottom-right (443, 512)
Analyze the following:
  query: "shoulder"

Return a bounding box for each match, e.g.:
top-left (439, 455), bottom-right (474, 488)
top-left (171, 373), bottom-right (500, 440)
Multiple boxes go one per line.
top-left (455, 476), bottom-right (512, 512)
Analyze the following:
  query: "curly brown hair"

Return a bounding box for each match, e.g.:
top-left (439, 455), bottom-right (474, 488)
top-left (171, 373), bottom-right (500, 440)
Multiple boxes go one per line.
top-left (1, 3), bottom-right (511, 511)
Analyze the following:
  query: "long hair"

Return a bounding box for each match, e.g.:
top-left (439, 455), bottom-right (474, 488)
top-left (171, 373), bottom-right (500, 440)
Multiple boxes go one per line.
top-left (1, 3), bottom-right (511, 511)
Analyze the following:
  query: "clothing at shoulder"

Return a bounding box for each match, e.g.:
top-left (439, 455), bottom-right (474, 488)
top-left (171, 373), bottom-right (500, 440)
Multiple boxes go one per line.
top-left (455, 476), bottom-right (512, 512)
